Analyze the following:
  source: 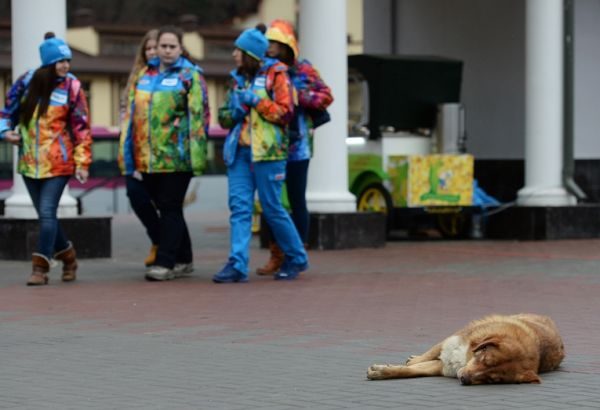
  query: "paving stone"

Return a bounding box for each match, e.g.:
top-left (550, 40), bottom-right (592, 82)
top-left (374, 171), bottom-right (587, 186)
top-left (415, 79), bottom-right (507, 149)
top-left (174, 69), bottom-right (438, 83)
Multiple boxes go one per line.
top-left (0, 212), bottom-right (599, 408)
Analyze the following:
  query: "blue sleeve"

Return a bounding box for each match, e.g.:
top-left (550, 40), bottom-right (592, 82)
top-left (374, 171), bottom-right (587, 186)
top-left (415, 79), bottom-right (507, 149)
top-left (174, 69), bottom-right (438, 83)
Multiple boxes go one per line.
top-left (0, 71), bottom-right (32, 137)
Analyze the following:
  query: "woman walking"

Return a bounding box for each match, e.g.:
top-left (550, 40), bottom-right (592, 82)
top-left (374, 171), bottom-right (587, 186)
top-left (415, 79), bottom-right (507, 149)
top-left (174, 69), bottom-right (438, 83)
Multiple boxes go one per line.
top-left (0, 32), bottom-right (92, 286)
top-left (119, 25), bottom-right (209, 281)
top-left (256, 19), bottom-right (333, 276)
top-left (122, 29), bottom-right (161, 268)
top-left (214, 24), bottom-right (308, 283)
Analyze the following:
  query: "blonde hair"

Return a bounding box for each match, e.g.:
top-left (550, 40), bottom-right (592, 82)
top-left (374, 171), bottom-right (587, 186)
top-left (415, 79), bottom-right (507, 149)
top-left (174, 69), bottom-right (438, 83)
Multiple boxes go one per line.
top-left (122, 29), bottom-right (159, 104)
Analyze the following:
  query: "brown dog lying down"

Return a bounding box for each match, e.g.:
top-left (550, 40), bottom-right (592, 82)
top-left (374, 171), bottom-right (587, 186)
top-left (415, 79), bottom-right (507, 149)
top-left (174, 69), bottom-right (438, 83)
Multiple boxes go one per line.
top-left (367, 314), bottom-right (564, 385)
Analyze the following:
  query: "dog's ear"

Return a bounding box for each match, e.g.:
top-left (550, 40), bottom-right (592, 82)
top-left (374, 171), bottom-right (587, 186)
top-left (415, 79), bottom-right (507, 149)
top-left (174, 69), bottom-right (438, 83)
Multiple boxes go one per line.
top-left (472, 337), bottom-right (501, 353)
top-left (515, 370), bottom-right (541, 384)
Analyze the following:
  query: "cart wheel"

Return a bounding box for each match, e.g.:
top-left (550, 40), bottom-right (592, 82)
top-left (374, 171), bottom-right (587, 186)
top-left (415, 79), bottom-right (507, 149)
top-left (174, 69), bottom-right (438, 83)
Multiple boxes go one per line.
top-left (357, 183), bottom-right (393, 233)
top-left (436, 212), bottom-right (469, 238)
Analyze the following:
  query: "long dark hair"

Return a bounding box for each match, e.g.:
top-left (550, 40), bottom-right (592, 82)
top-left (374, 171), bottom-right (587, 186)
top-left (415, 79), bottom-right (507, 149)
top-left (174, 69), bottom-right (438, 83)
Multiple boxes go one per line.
top-left (238, 53), bottom-right (261, 79)
top-left (21, 32), bottom-right (61, 126)
top-left (20, 65), bottom-right (58, 126)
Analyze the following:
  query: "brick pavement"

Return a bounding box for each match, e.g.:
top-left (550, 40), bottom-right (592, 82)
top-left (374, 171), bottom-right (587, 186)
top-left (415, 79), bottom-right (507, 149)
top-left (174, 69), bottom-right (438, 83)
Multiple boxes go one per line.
top-left (1, 211), bottom-right (600, 409)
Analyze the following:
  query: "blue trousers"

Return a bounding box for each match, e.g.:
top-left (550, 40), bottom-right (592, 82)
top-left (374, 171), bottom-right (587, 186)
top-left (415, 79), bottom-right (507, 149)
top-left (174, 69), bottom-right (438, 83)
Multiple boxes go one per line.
top-left (126, 175), bottom-right (160, 246)
top-left (23, 175), bottom-right (71, 258)
top-left (142, 172), bottom-right (193, 269)
top-left (227, 147), bottom-right (307, 274)
top-left (264, 159), bottom-right (310, 243)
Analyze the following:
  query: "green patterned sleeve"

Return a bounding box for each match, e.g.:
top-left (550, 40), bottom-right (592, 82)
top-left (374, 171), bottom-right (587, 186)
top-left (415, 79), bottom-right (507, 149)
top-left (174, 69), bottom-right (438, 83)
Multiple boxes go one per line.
top-left (188, 69), bottom-right (208, 176)
top-left (218, 87), bottom-right (237, 129)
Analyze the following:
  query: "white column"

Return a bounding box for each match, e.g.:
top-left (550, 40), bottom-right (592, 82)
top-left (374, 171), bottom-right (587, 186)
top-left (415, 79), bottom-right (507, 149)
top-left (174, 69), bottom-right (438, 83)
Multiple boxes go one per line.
top-left (6, 0), bottom-right (77, 218)
top-left (518, 0), bottom-right (575, 206)
top-left (300, 0), bottom-right (356, 212)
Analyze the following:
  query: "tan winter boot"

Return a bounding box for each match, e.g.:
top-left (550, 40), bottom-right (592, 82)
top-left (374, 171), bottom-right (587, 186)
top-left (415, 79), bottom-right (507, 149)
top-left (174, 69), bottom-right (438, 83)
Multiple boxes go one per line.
top-left (256, 242), bottom-right (285, 276)
top-left (54, 242), bottom-right (78, 282)
top-left (144, 245), bottom-right (158, 267)
top-left (27, 253), bottom-right (50, 286)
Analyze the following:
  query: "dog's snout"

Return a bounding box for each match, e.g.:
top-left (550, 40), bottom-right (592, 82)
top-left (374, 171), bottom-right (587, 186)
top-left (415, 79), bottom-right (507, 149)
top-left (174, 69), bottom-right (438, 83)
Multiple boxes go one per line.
top-left (460, 375), bottom-right (471, 385)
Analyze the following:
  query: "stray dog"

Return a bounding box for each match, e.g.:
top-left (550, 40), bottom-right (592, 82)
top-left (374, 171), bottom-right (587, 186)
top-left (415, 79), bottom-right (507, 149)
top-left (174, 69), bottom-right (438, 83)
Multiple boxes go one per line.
top-left (367, 314), bottom-right (564, 385)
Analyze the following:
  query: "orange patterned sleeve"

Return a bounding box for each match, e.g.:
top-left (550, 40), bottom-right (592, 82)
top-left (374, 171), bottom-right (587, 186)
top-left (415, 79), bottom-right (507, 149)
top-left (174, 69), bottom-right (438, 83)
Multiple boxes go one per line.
top-left (254, 66), bottom-right (294, 126)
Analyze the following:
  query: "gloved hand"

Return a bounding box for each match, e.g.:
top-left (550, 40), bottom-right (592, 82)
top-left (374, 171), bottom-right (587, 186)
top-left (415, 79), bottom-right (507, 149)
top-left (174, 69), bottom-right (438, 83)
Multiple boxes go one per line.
top-left (237, 90), bottom-right (261, 107)
top-left (229, 92), bottom-right (250, 123)
top-left (231, 105), bottom-right (249, 123)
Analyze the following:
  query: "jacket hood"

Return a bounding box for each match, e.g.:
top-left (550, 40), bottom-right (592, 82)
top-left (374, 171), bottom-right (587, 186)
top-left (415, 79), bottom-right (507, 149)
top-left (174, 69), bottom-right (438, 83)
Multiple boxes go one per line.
top-left (266, 19), bottom-right (299, 60)
top-left (148, 56), bottom-right (195, 70)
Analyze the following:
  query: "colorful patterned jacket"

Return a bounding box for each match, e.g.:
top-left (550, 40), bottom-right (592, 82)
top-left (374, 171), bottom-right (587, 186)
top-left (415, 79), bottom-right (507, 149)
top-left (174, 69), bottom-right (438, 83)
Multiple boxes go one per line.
top-left (0, 70), bottom-right (92, 179)
top-left (119, 56), bottom-right (209, 176)
top-left (218, 58), bottom-right (294, 166)
top-left (287, 59), bottom-right (334, 162)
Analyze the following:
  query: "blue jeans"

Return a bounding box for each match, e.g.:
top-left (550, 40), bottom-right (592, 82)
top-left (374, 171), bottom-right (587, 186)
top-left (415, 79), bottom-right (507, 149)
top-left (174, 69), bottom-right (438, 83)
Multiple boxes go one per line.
top-left (142, 172), bottom-right (193, 269)
top-left (126, 175), bottom-right (160, 246)
top-left (23, 175), bottom-right (71, 259)
top-left (227, 147), bottom-right (307, 274)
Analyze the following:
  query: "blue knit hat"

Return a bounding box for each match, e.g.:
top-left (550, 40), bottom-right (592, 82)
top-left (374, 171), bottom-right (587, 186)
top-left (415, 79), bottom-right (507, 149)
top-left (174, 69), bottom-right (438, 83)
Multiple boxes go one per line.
top-left (234, 27), bottom-right (268, 61)
top-left (39, 33), bottom-right (72, 67)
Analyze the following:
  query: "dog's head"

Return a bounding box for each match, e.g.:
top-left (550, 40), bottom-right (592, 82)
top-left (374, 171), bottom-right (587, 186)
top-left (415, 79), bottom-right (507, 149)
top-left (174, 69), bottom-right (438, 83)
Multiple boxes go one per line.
top-left (457, 336), bottom-right (541, 385)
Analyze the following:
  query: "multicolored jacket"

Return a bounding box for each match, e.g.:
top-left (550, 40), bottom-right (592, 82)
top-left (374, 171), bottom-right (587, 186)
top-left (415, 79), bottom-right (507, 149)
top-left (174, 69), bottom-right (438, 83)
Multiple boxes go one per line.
top-left (0, 70), bottom-right (92, 178)
top-left (287, 59), bottom-right (333, 161)
top-left (119, 56), bottom-right (209, 176)
top-left (218, 58), bottom-right (294, 166)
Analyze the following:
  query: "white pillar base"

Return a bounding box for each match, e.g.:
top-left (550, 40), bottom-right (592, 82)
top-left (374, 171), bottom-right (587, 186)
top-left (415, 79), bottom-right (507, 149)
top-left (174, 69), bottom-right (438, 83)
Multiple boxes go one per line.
top-left (4, 193), bottom-right (36, 219)
top-left (4, 191), bottom-right (78, 218)
top-left (517, 186), bottom-right (576, 206)
top-left (307, 191), bottom-right (357, 213)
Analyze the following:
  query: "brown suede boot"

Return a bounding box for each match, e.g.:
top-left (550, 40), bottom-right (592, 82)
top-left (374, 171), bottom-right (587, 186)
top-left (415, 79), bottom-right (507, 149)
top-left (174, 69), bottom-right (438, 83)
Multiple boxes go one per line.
top-left (144, 245), bottom-right (158, 267)
top-left (256, 242), bottom-right (284, 276)
top-left (54, 242), bottom-right (78, 282)
top-left (27, 253), bottom-right (50, 286)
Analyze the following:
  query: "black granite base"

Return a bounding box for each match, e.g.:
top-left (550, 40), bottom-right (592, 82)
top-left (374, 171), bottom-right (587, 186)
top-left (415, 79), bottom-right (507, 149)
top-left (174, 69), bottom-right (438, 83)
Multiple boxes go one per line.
top-left (485, 204), bottom-right (600, 240)
top-left (0, 217), bottom-right (112, 260)
top-left (307, 212), bottom-right (386, 250)
top-left (260, 212), bottom-right (386, 250)
top-left (474, 159), bottom-right (600, 203)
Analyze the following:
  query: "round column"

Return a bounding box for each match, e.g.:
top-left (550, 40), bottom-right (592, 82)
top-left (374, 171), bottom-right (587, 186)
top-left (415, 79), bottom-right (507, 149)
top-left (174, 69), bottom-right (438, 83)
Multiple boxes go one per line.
top-left (7, 0), bottom-right (77, 218)
top-left (518, 0), bottom-right (575, 206)
top-left (299, 0), bottom-right (356, 212)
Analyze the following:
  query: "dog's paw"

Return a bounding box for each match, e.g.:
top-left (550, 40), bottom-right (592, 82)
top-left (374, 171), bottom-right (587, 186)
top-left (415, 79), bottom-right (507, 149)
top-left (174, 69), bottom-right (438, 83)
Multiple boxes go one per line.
top-left (367, 364), bottom-right (392, 380)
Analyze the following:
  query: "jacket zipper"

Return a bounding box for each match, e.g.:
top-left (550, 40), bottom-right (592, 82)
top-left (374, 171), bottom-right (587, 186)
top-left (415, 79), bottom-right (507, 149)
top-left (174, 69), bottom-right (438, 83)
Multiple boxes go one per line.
top-left (58, 133), bottom-right (68, 162)
top-left (35, 120), bottom-right (40, 178)
top-left (148, 74), bottom-right (157, 173)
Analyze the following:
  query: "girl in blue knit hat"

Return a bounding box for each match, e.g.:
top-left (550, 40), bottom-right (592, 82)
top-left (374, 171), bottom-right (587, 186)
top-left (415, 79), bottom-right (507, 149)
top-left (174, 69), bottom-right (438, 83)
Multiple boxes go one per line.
top-left (213, 24), bottom-right (308, 282)
top-left (0, 32), bottom-right (92, 286)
